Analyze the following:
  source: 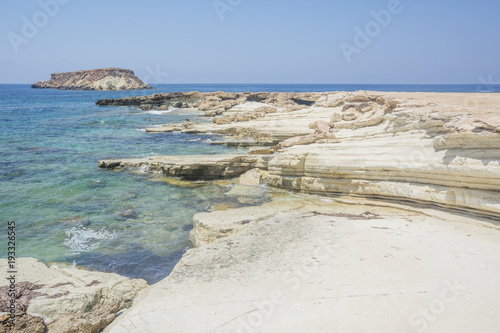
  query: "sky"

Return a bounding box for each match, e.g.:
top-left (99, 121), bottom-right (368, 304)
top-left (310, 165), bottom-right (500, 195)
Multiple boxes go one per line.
top-left (0, 0), bottom-right (499, 84)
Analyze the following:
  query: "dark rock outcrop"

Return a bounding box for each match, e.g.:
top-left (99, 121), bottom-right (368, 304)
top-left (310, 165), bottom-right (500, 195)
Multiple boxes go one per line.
top-left (95, 91), bottom-right (321, 112)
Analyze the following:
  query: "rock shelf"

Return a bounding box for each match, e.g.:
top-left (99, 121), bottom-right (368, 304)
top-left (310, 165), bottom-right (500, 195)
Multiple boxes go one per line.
top-left (93, 90), bottom-right (500, 331)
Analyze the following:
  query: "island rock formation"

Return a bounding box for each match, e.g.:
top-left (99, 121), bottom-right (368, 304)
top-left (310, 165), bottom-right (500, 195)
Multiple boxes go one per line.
top-left (32, 68), bottom-right (154, 91)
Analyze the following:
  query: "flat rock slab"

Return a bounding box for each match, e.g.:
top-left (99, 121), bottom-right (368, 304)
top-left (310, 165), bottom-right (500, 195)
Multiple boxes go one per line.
top-left (98, 154), bottom-right (272, 180)
top-left (105, 196), bottom-right (500, 333)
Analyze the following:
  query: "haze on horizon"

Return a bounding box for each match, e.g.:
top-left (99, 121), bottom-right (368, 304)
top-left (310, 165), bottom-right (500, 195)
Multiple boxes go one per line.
top-left (0, 0), bottom-right (499, 85)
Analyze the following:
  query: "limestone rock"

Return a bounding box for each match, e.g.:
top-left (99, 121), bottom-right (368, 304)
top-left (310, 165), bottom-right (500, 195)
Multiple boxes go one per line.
top-left (0, 282), bottom-right (46, 313)
top-left (280, 134), bottom-right (318, 147)
top-left (255, 106), bottom-right (278, 114)
top-left (106, 196), bottom-right (500, 332)
top-left (239, 168), bottom-right (262, 185)
top-left (213, 116), bottom-right (232, 124)
top-left (138, 104), bottom-right (153, 111)
top-left (308, 121), bottom-right (331, 134)
top-left (313, 93), bottom-right (346, 108)
top-left (96, 90), bottom-right (500, 332)
top-left (330, 112), bottom-right (342, 123)
top-left (269, 126), bottom-right (500, 217)
top-left (32, 68), bottom-right (153, 91)
top-left (0, 258), bottom-right (147, 324)
top-left (96, 91), bottom-right (320, 113)
top-left (248, 147), bottom-right (274, 155)
top-left (0, 312), bottom-right (46, 333)
top-left (98, 155), bottom-right (272, 180)
top-left (101, 90), bottom-right (500, 219)
top-left (280, 131), bottom-right (339, 148)
top-left (189, 203), bottom-right (282, 247)
top-left (47, 303), bottom-right (120, 333)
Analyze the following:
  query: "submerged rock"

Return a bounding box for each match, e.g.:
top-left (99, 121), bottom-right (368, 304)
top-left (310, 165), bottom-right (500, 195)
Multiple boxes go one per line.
top-left (210, 202), bottom-right (241, 211)
top-left (115, 208), bottom-right (138, 220)
top-left (225, 184), bottom-right (270, 205)
top-left (150, 177), bottom-right (208, 188)
top-left (56, 216), bottom-right (90, 224)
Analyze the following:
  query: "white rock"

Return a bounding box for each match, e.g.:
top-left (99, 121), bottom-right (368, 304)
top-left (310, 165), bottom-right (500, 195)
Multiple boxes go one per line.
top-left (239, 168), bottom-right (262, 185)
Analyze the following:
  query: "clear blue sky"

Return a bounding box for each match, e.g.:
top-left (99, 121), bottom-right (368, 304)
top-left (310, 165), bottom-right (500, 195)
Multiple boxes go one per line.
top-left (1, 0), bottom-right (499, 84)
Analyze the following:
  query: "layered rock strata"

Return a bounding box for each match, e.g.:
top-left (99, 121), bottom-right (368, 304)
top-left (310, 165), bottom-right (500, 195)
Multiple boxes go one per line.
top-left (0, 258), bottom-right (147, 333)
top-left (32, 68), bottom-right (154, 90)
top-left (98, 154), bottom-right (272, 180)
top-left (99, 91), bottom-right (500, 218)
top-left (95, 90), bottom-right (500, 331)
top-left (104, 195), bottom-right (500, 332)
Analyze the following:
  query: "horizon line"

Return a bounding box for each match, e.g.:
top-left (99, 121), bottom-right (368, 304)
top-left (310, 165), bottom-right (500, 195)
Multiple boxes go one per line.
top-left (0, 82), bottom-right (494, 85)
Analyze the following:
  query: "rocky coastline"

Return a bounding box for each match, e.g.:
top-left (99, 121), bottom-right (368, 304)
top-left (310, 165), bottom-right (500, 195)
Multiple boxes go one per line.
top-left (98, 90), bottom-right (500, 218)
top-left (31, 68), bottom-right (154, 91)
top-left (98, 90), bottom-right (500, 332)
top-left (7, 90), bottom-right (500, 332)
top-left (0, 258), bottom-right (146, 332)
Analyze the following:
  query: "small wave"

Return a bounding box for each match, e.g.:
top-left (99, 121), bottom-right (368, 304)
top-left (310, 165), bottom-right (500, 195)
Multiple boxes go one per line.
top-left (64, 226), bottom-right (117, 254)
top-left (144, 107), bottom-right (175, 115)
top-left (135, 128), bottom-right (146, 132)
top-left (139, 165), bottom-right (149, 173)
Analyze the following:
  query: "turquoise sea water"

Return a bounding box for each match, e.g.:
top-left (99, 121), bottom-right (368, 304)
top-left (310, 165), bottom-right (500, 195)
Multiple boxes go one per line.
top-left (1, 83), bottom-right (498, 283)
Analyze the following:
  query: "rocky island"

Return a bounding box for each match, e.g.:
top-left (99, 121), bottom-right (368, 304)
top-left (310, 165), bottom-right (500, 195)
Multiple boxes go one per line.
top-left (31, 68), bottom-right (154, 91)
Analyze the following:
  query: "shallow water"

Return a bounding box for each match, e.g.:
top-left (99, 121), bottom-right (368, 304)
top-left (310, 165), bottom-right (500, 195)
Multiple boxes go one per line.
top-left (0, 85), bottom-right (246, 283)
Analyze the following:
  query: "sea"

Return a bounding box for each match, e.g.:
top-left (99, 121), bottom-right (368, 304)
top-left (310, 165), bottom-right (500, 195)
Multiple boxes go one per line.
top-left (1, 83), bottom-right (498, 284)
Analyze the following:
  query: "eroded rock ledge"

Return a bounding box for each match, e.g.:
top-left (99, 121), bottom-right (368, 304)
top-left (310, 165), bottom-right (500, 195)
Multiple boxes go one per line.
top-left (32, 68), bottom-right (154, 91)
top-left (98, 91), bottom-right (500, 218)
top-left (105, 194), bottom-right (500, 332)
top-left (96, 91), bottom-right (319, 112)
top-left (94, 91), bottom-right (500, 331)
top-left (0, 258), bottom-right (147, 333)
top-left (98, 154), bottom-right (272, 180)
